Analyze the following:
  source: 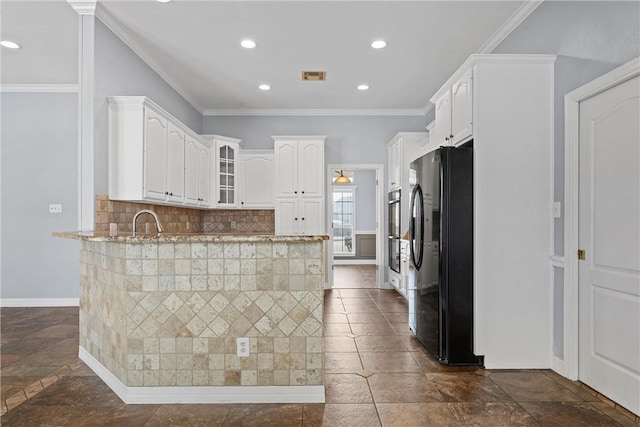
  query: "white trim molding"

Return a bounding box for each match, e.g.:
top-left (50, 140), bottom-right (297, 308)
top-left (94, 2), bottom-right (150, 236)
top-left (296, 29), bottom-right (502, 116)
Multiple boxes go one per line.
top-left (550, 255), bottom-right (565, 269)
top-left (95, 5), bottom-right (204, 115)
top-left (0, 84), bottom-right (79, 93)
top-left (477, 0), bottom-right (544, 54)
top-left (333, 259), bottom-right (377, 265)
top-left (79, 347), bottom-right (325, 404)
top-left (203, 108), bottom-right (426, 117)
top-left (67, 0), bottom-right (96, 15)
top-left (0, 298), bottom-right (80, 307)
top-left (563, 56), bottom-right (640, 381)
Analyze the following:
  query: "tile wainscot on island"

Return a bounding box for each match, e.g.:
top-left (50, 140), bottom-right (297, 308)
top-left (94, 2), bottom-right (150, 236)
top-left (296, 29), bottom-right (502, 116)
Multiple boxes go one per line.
top-left (55, 232), bottom-right (328, 404)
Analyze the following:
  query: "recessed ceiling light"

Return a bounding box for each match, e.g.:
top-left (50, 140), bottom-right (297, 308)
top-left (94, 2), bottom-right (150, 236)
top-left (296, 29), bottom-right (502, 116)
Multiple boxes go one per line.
top-left (259, 84), bottom-right (271, 91)
top-left (371, 40), bottom-right (387, 49)
top-left (157, 0), bottom-right (171, 3)
top-left (0, 40), bottom-right (20, 49)
top-left (241, 40), bottom-right (257, 49)
top-left (357, 84), bottom-right (369, 91)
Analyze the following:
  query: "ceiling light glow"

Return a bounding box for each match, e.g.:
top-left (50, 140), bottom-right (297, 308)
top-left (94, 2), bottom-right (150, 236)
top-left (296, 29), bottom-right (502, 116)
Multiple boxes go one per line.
top-left (0, 40), bottom-right (20, 49)
top-left (156, 0), bottom-right (171, 3)
top-left (241, 40), bottom-right (257, 49)
top-left (371, 40), bottom-right (387, 49)
top-left (259, 84), bottom-right (271, 91)
top-left (357, 84), bottom-right (369, 91)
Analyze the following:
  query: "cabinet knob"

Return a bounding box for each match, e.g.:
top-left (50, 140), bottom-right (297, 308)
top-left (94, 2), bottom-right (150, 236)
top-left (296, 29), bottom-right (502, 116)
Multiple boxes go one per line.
top-left (294, 217), bottom-right (298, 221)
top-left (450, 134), bottom-right (454, 139)
top-left (302, 217), bottom-right (305, 220)
top-left (241, 202), bottom-right (244, 205)
top-left (445, 137), bottom-right (449, 141)
top-left (294, 191), bottom-right (298, 194)
top-left (169, 192), bottom-right (173, 196)
top-left (164, 191), bottom-right (169, 195)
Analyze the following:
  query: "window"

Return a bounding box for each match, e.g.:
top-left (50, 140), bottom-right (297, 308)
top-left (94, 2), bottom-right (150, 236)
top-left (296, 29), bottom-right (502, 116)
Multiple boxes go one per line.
top-left (332, 186), bottom-right (355, 255)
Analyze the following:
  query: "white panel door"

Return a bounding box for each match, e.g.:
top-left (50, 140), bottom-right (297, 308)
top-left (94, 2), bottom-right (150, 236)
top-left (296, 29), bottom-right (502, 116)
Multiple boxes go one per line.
top-left (578, 75), bottom-right (640, 416)
top-left (184, 138), bottom-right (199, 205)
top-left (298, 140), bottom-right (324, 198)
top-left (197, 144), bottom-right (211, 206)
top-left (299, 198), bottom-right (324, 235)
top-left (166, 124), bottom-right (185, 203)
top-left (274, 141), bottom-right (298, 197)
top-left (451, 68), bottom-right (473, 145)
top-left (275, 198), bottom-right (299, 235)
top-left (143, 107), bottom-right (167, 201)
top-left (240, 153), bottom-right (274, 208)
top-left (433, 90), bottom-right (451, 146)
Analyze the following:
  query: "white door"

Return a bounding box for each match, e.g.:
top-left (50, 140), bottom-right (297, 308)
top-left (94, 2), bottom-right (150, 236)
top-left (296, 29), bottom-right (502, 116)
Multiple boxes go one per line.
top-left (197, 144), bottom-right (210, 206)
top-left (166, 124), bottom-right (185, 203)
top-left (298, 140), bottom-right (324, 198)
top-left (274, 141), bottom-right (298, 198)
top-left (184, 138), bottom-right (199, 205)
top-left (578, 74), bottom-right (640, 416)
top-left (240, 153), bottom-right (274, 208)
top-left (275, 198), bottom-right (298, 235)
top-left (451, 68), bottom-right (473, 145)
top-left (300, 198), bottom-right (324, 235)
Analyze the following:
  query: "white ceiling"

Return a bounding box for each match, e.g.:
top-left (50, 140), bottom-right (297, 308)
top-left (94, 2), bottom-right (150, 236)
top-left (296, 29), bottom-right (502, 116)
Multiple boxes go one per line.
top-left (1, 1), bottom-right (533, 114)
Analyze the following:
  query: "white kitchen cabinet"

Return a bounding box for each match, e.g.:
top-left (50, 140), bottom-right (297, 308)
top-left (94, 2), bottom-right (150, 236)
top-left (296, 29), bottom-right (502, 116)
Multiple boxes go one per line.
top-left (239, 151), bottom-right (274, 209)
top-left (431, 68), bottom-right (473, 146)
top-left (386, 132), bottom-right (426, 235)
top-left (166, 123), bottom-right (185, 203)
top-left (108, 96), bottom-right (208, 207)
top-left (184, 137), bottom-right (211, 207)
top-left (273, 136), bottom-right (326, 235)
top-left (427, 54), bottom-right (556, 368)
top-left (207, 135), bottom-right (241, 209)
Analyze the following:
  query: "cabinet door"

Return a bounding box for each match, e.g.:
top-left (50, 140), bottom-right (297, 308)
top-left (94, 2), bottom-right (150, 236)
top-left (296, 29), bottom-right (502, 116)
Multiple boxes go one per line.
top-left (216, 142), bottom-right (238, 208)
top-left (451, 68), bottom-right (473, 145)
top-left (143, 107), bottom-right (168, 201)
top-left (388, 141), bottom-right (401, 190)
top-left (274, 141), bottom-right (298, 197)
top-left (275, 198), bottom-right (299, 234)
top-left (433, 90), bottom-right (452, 146)
top-left (240, 153), bottom-right (274, 208)
top-left (197, 144), bottom-right (211, 206)
top-left (300, 198), bottom-right (324, 235)
top-left (298, 140), bottom-right (324, 198)
top-left (166, 123), bottom-right (185, 203)
top-left (184, 138), bottom-right (199, 205)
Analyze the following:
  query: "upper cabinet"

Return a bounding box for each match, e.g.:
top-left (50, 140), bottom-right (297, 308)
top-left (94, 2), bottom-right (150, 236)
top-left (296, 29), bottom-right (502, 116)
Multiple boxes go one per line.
top-left (431, 68), bottom-right (473, 147)
top-left (387, 132), bottom-right (426, 191)
top-left (239, 151), bottom-right (275, 209)
top-left (206, 135), bottom-right (241, 209)
top-left (108, 96), bottom-right (210, 208)
top-left (273, 136), bottom-right (326, 235)
top-left (184, 136), bottom-right (211, 207)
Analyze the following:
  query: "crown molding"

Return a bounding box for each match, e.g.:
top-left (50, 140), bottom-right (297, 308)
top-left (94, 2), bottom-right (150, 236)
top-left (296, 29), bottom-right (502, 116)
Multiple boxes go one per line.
top-left (95, 4), bottom-right (205, 115)
top-left (476, 0), bottom-right (544, 54)
top-left (67, 0), bottom-right (97, 16)
top-left (0, 84), bottom-right (79, 93)
top-left (202, 108), bottom-right (426, 117)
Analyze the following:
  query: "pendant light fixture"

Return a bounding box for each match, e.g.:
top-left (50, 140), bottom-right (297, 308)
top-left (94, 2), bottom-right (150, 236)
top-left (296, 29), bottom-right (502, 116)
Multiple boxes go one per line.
top-left (334, 170), bottom-right (351, 184)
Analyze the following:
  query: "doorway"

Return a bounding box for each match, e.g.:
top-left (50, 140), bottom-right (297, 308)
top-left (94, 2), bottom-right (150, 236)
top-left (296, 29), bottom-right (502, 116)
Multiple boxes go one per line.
top-left (325, 164), bottom-right (385, 289)
top-left (564, 58), bottom-right (640, 416)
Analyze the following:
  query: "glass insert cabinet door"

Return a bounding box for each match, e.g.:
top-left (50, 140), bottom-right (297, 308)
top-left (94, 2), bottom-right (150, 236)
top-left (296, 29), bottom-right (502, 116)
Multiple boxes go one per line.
top-left (217, 143), bottom-right (236, 206)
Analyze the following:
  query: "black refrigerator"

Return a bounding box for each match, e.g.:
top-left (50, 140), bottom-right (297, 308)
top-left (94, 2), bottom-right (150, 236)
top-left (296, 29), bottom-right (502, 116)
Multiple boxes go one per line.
top-left (408, 146), bottom-right (482, 366)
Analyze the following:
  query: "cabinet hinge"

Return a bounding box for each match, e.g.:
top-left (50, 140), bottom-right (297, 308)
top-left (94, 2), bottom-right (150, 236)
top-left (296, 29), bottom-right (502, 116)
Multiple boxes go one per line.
top-left (578, 249), bottom-right (586, 260)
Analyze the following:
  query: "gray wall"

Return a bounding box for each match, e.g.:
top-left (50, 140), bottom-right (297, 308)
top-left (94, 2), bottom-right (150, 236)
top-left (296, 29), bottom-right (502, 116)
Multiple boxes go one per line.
top-left (353, 169), bottom-right (377, 232)
top-left (202, 115), bottom-right (425, 166)
top-left (94, 18), bottom-right (203, 194)
top-left (492, 0), bottom-right (640, 360)
top-left (1, 93), bottom-right (80, 299)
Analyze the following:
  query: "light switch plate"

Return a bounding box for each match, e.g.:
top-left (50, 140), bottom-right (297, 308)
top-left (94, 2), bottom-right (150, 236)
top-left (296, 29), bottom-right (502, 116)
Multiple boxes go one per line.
top-left (553, 202), bottom-right (562, 218)
top-left (49, 204), bottom-right (62, 214)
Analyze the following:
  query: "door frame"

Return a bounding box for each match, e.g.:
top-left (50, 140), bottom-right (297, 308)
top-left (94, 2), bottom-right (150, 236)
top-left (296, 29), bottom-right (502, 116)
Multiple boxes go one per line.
top-left (325, 163), bottom-right (385, 289)
top-left (563, 57), bottom-right (640, 380)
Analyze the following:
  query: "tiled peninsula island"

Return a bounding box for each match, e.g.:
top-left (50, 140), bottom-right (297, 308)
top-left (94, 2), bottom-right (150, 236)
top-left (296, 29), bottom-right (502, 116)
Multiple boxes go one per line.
top-left (56, 232), bottom-right (327, 404)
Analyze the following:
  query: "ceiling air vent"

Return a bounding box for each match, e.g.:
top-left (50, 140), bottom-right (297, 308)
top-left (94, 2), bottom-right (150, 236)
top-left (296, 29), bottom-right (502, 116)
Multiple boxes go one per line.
top-left (302, 71), bottom-right (327, 81)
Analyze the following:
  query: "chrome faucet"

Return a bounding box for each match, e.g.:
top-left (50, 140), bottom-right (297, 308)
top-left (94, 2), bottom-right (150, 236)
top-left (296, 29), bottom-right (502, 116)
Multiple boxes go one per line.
top-left (132, 209), bottom-right (164, 236)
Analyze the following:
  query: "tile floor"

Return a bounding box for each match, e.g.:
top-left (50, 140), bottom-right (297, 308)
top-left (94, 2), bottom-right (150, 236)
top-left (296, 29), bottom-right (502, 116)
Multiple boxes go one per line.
top-left (1, 289), bottom-right (639, 426)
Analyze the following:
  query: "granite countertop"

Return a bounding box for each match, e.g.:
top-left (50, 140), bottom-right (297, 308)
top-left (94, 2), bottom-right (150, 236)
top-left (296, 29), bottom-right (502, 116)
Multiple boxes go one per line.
top-left (54, 231), bottom-right (329, 243)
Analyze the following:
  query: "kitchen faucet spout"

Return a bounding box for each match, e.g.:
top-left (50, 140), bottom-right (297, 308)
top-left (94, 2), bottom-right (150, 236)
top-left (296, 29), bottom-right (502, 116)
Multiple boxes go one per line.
top-left (132, 209), bottom-right (164, 236)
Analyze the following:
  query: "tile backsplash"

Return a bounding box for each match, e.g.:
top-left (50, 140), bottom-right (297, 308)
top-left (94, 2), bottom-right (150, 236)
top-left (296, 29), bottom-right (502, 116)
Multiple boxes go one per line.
top-left (95, 195), bottom-right (275, 235)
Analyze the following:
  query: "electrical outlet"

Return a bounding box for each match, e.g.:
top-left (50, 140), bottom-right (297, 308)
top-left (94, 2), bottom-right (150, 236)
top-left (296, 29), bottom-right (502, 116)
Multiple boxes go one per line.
top-left (49, 204), bottom-right (62, 213)
top-left (231, 221), bottom-right (236, 229)
top-left (553, 201), bottom-right (562, 218)
top-left (237, 337), bottom-right (250, 357)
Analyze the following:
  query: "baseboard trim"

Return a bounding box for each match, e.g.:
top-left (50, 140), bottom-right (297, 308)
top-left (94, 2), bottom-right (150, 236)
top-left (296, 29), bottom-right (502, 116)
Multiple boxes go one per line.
top-left (0, 298), bottom-right (79, 307)
top-left (552, 355), bottom-right (566, 377)
top-left (79, 346), bottom-right (326, 404)
top-left (333, 259), bottom-right (376, 265)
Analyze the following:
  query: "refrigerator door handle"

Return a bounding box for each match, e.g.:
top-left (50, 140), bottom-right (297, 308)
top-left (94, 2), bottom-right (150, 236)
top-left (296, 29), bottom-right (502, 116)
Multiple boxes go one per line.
top-left (409, 184), bottom-right (424, 270)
